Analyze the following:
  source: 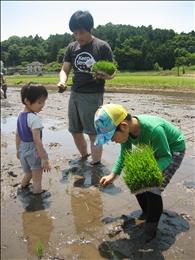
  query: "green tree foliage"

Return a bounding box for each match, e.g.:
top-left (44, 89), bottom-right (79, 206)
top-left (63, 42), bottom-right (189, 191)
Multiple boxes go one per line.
top-left (1, 24), bottom-right (194, 71)
top-left (57, 48), bottom-right (66, 63)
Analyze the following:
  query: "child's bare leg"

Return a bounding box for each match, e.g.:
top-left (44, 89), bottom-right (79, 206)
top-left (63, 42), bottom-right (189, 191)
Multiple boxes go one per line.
top-left (21, 172), bottom-right (32, 187)
top-left (32, 169), bottom-right (43, 194)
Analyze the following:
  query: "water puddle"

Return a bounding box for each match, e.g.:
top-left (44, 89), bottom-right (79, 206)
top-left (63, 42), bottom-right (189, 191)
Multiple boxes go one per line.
top-left (1, 90), bottom-right (195, 259)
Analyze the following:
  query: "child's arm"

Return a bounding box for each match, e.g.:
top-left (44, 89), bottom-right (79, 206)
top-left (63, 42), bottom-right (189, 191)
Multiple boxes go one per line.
top-left (100, 172), bottom-right (118, 187)
top-left (32, 128), bottom-right (51, 172)
top-left (16, 131), bottom-right (21, 159)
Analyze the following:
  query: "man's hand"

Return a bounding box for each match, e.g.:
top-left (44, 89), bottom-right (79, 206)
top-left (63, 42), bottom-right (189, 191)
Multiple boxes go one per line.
top-left (94, 71), bottom-right (115, 80)
top-left (57, 82), bottom-right (67, 93)
top-left (100, 172), bottom-right (117, 187)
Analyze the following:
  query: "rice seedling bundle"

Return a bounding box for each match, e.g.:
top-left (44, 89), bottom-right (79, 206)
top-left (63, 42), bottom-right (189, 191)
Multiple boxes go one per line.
top-left (92, 60), bottom-right (117, 77)
top-left (123, 145), bottom-right (164, 194)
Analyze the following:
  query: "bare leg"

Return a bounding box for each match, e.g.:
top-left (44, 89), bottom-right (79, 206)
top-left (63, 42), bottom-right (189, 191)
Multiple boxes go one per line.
top-left (88, 134), bottom-right (103, 164)
top-left (21, 172), bottom-right (32, 187)
top-left (72, 133), bottom-right (88, 157)
top-left (32, 169), bottom-right (43, 194)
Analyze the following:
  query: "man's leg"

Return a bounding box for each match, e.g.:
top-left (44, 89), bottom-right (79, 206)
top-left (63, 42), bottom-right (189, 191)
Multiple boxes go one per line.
top-left (72, 132), bottom-right (89, 158)
top-left (88, 134), bottom-right (103, 164)
top-left (2, 84), bottom-right (7, 99)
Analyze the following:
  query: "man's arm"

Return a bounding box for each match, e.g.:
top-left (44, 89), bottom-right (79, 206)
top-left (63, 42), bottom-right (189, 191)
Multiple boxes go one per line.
top-left (57, 62), bottom-right (72, 89)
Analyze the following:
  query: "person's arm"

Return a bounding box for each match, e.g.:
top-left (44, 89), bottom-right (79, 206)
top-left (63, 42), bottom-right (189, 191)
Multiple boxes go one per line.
top-left (100, 141), bottom-right (132, 186)
top-left (151, 126), bottom-right (172, 171)
top-left (16, 131), bottom-right (21, 159)
top-left (32, 129), bottom-right (51, 172)
top-left (57, 62), bottom-right (72, 90)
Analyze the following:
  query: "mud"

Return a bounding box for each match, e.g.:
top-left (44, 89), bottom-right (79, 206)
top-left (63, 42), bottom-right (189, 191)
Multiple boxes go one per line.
top-left (1, 88), bottom-right (195, 259)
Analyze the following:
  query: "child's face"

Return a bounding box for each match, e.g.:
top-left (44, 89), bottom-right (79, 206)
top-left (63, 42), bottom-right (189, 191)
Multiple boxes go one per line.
top-left (26, 97), bottom-right (47, 113)
top-left (111, 123), bottom-right (129, 144)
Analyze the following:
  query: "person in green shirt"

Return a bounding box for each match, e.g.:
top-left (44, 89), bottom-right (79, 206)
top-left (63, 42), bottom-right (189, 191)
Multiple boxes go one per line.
top-left (94, 103), bottom-right (185, 242)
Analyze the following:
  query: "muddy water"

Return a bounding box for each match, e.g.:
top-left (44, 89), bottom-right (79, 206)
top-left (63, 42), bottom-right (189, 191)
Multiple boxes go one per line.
top-left (1, 88), bottom-right (195, 259)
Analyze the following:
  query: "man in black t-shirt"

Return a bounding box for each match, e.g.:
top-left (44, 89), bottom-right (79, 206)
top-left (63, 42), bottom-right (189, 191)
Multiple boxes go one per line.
top-left (57, 10), bottom-right (114, 165)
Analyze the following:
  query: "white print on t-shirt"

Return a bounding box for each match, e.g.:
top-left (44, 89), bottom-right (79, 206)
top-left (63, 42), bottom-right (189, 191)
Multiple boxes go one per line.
top-left (74, 52), bottom-right (96, 73)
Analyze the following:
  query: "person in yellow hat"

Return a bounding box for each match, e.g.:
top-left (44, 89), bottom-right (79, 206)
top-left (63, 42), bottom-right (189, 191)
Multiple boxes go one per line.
top-left (94, 103), bottom-right (186, 242)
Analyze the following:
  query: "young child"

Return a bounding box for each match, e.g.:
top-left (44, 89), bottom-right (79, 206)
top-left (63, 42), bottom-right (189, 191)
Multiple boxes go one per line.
top-left (94, 104), bottom-right (186, 242)
top-left (16, 83), bottom-right (51, 195)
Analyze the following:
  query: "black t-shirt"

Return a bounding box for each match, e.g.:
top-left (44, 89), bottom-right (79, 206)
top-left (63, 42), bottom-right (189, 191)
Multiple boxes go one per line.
top-left (63, 37), bottom-right (113, 93)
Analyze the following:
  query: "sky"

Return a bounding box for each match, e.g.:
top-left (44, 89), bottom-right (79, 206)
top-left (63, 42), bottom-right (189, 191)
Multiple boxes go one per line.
top-left (1, 1), bottom-right (194, 41)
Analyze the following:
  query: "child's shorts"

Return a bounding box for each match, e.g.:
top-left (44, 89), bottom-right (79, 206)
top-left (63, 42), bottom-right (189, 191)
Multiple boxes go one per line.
top-left (19, 141), bottom-right (42, 173)
top-left (161, 150), bottom-right (185, 190)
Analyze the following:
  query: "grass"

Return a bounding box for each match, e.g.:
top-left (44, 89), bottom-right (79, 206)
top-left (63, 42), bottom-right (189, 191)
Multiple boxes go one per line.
top-left (35, 240), bottom-right (44, 259)
top-left (123, 145), bottom-right (164, 194)
top-left (4, 69), bottom-right (195, 91)
top-left (107, 73), bottom-right (195, 89)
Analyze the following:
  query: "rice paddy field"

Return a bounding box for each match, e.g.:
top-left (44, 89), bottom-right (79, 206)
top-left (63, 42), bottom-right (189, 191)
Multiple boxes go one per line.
top-left (5, 70), bottom-right (195, 91)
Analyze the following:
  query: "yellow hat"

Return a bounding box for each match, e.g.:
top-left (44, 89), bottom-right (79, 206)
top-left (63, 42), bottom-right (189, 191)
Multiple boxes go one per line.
top-left (94, 104), bottom-right (128, 145)
top-left (102, 104), bottom-right (128, 126)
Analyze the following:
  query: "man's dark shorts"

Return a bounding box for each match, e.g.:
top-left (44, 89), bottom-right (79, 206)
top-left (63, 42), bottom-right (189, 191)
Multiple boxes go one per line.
top-left (68, 91), bottom-right (103, 135)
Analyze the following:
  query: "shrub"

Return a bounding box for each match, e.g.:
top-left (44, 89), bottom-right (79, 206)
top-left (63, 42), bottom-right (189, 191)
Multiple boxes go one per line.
top-left (123, 145), bottom-right (164, 194)
top-left (92, 60), bottom-right (117, 76)
top-left (154, 62), bottom-right (163, 71)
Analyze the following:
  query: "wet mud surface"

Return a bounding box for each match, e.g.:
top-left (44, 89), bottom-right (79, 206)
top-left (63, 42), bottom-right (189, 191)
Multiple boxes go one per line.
top-left (1, 88), bottom-right (195, 259)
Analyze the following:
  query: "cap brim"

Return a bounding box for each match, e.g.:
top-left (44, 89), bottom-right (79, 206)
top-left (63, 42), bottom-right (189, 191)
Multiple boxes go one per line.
top-left (94, 128), bottom-right (116, 145)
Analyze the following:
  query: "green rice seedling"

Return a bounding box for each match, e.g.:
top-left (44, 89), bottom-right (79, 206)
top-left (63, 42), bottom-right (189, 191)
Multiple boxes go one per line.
top-left (92, 60), bottom-right (117, 76)
top-left (48, 177), bottom-right (52, 186)
top-left (54, 165), bottom-right (60, 174)
top-left (65, 186), bottom-right (69, 194)
top-left (35, 240), bottom-right (44, 259)
top-left (123, 145), bottom-right (164, 194)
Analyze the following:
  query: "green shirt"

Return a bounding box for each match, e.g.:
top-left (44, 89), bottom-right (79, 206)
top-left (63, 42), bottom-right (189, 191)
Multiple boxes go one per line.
top-left (112, 115), bottom-right (186, 175)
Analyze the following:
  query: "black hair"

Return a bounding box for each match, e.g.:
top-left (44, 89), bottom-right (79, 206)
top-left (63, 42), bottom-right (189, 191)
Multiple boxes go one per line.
top-left (69, 10), bottom-right (94, 32)
top-left (115, 114), bottom-right (132, 132)
top-left (21, 83), bottom-right (48, 105)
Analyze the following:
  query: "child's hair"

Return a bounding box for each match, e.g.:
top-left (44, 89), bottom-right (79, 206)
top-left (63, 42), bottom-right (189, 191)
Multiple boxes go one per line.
top-left (21, 83), bottom-right (48, 104)
top-left (115, 114), bottom-right (132, 132)
top-left (69, 10), bottom-right (94, 32)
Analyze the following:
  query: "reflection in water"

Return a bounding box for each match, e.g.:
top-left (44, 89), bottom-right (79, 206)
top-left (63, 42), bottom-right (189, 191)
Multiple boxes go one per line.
top-left (61, 161), bottom-right (105, 259)
top-left (67, 188), bottom-right (104, 259)
top-left (71, 188), bottom-right (103, 234)
top-left (22, 210), bottom-right (53, 257)
top-left (17, 187), bottom-right (53, 257)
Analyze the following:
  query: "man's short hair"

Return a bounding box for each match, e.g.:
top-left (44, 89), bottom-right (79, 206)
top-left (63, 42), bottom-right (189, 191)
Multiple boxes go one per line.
top-left (69, 10), bottom-right (94, 32)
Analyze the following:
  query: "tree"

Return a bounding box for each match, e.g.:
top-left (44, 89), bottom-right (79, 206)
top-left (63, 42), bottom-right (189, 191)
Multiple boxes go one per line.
top-left (155, 44), bottom-right (175, 70)
top-left (57, 48), bottom-right (66, 63)
top-left (175, 56), bottom-right (186, 76)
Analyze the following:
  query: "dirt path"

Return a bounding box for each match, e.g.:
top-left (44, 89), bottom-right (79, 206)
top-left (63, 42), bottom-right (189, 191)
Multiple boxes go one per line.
top-left (1, 88), bottom-right (195, 259)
